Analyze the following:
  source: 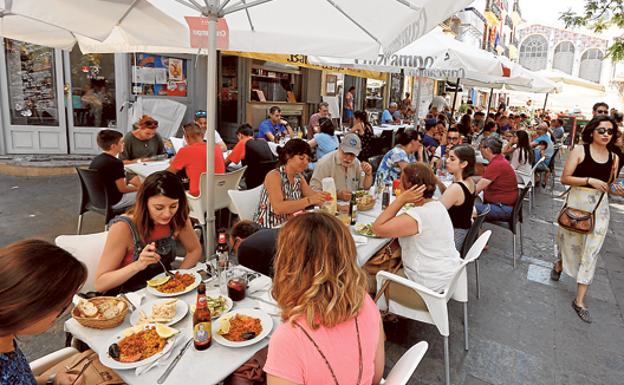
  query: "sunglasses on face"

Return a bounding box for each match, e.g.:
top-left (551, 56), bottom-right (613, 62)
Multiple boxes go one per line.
top-left (144, 120), bottom-right (158, 128)
top-left (596, 109), bottom-right (609, 114)
top-left (195, 111), bottom-right (207, 118)
top-left (596, 128), bottom-right (615, 136)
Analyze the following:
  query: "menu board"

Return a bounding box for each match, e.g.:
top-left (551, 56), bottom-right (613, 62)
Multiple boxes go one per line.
top-left (131, 53), bottom-right (188, 97)
top-left (4, 39), bottom-right (59, 126)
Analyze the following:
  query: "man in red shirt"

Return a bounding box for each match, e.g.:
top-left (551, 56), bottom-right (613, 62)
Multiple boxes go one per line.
top-left (225, 124), bottom-right (254, 167)
top-left (167, 122), bottom-right (225, 197)
top-left (475, 136), bottom-right (518, 221)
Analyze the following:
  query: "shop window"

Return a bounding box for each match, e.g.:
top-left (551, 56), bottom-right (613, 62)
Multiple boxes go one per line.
top-left (250, 60), bottom-right (301, 102)
top-left (553, 41), bottom-right (574, 75)
top-left (219, 55), bottom-right (238, 124)
top-left (70, 47), bottom-right (116, 127)
top-left (131, 53), bottom-right (189, 97)
top-left (4, 39), bottom-right (59, 126)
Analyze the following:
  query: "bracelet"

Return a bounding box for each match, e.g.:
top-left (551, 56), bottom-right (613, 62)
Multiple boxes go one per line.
top-left (586, 177), bottom-right (590, 185)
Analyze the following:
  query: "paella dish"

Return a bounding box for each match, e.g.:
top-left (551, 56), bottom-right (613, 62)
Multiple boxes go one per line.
top-left (152, 272), bottom-right (196, 294)
top-left (217, 314), bottom-right (263, 342)
top-left (108, 326), bottom-right (167, 363)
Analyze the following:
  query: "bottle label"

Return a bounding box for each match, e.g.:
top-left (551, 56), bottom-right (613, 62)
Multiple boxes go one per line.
top-left (194, 321), bottom-right (212, 345)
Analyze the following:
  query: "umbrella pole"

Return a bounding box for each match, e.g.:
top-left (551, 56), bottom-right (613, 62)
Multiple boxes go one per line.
top-left (486, 87), bottom-right (494, 115)
top-left (205, 13), bottom-right (218, 257)
top-left (543, 92), bottom-right (549, 110)
top-left (413, 68), bottom-right (424, 130)
top-left (450, 77), bottom-right (460, 117)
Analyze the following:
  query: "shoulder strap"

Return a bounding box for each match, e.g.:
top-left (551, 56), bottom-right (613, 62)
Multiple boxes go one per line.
top-left (108, 216), bottom-right (143, 259)
top-left (293, 321), bottom-right (340, 385)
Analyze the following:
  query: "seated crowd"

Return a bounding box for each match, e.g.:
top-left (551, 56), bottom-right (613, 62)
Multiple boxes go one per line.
top-left (7, 99), bottom-right (615, 385)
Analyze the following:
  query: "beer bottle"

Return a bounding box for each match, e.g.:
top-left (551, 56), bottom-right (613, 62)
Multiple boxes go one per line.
top-left (216, 232), bottom-right (229, 270)
top-left (382, 184), bottom-right (391, 210)
top-left (193, 282), bottom-right (212, 350)
top-left (349, 191), bottom-right (358, 225)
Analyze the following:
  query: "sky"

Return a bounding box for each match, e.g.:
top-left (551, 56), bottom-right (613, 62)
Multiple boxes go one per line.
top-left (518, 0), bottom-right (619, 40)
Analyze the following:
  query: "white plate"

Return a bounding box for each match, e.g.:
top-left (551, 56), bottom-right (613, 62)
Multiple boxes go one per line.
top-left (189, 295), bottom-right (233, 319)
top-left (99, 324), bottom-right (178, 370)
top-left (145, 270), bottom-right (201, 297)
top-left (129, 299), bottom-right (188, 326)
top-left (212, 308), bottom-right (273, 348)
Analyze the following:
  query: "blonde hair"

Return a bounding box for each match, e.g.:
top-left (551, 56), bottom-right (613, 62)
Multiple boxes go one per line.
top-left (271, 213), bottom-right (368, 329)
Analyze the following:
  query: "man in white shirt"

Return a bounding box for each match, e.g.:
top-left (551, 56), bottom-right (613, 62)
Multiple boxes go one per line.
top-left (195, 110), bottom-right (227, 151)
top-left (430, 92), bottom-right (449, 111)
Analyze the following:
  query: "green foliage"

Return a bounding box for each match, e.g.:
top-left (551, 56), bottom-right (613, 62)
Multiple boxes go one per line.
top-left (560, 0), bottom-right (624, 61)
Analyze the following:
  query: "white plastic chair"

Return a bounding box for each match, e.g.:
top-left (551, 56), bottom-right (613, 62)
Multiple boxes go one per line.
top-left (187, 167), bottom-right (247, 250)
top-left (227, 185), bottom-right (263, 221)
top-left (375, 231), bottom-right (492, 385)
top-left (517, 156), bottom-right (545, 213)
top-left (30, 347), bottom-right (79, 376)
top-left (381, 341), bottom-right (429, 385)
top-left (55, 232), bottom-right (108, 293)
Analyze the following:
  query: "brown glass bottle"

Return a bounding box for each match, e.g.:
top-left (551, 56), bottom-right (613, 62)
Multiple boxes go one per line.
top-left (193, 282), bottom-right (212, 350)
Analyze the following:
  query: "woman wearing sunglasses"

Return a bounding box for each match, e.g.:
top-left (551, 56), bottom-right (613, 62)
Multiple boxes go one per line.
top-left (120, 115), bottom-right (166, 164)
top-left (552, 115), bottom-right (624, 323)
top-left (0, 240), bottom-right (87, 385)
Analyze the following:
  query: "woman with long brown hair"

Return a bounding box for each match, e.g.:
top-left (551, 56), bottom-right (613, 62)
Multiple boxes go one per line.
top-left (0, 240), bottom-right (87, 385)
top-left (264, 213), bottom-right (384, 385)
top-left (95, 170), bottom-right (201, 294)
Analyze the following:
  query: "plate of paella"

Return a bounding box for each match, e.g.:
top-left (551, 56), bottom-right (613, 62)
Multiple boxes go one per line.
top-left (145, 270), bottom-right (201, 297)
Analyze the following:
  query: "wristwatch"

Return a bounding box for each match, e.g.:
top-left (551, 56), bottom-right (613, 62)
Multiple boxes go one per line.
top-left (45, 373), bottom-right (56, 385)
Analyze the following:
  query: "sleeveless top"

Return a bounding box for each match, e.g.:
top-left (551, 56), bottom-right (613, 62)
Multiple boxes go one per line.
top-left (106, 216), bottom-right (177, 294)
top-left (358, 123), bottom-right (375, 161)
top-left (254, 166), bottom-right (303, 228)
top-left (0, 342), bottom-right (37, 385)
top-left (572, 144), bottom-right (613, 183)
top-left (447, 181), bottom-right (475, 230)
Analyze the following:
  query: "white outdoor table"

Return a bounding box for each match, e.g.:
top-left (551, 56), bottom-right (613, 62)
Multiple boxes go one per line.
top-left (125, 160), bottom-right (171, 181)
top-left (351, 197), bottom-right (392, 267)
top-left (65, 266), bottom-right (279, 385)
top-left (371, 124), bottom-right (408, 137)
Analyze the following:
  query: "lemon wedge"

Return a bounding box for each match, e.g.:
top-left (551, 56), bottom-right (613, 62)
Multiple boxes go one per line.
top-left (147, 276), bottom-right (170, 287)
top-left (217, 316), bottom-right (232, 335)
top-left (155, 324), bottom-right (179, 339)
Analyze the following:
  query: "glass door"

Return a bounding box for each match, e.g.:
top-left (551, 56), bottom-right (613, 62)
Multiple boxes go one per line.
top-left (64, 47), bottom-right (118, 154)
top-left (0, 38), bottom-right (67, 153)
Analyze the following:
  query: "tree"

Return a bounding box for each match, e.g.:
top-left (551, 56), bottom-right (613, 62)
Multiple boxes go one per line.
top-left (560, 0), bottom-right (624, 62)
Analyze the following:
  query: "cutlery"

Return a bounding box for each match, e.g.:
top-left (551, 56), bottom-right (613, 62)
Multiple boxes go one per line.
top-left (69, 357), bottom-right (94, 385)
top-left (247, 293), bottom-right (278, 308)
top-left (157, 337), bottom-right (193, 384)
top-left (253, 307), bottom-right (280, 317)
top-left (118, 293), bottom-right (136, 312)
top-left (158, 260), bottom-right (175, 279)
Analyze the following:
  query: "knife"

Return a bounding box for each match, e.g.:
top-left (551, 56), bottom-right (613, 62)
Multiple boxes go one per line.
top-left (157, 337), bottom-right (193, 384)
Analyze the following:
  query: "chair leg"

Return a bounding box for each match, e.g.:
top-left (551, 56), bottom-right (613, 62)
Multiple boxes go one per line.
top-left (519, 223), bottom-right (524, 256)
top-left (443, 336), bottom-right (451, 385)
top-left (76, 214), bottom-right (84, 235)
top-left (463, 302), bottom-right (469, 351)
top-left (475, 259), bottom-right (481, 299)
top-left (512, 233), bottom-right (517, 269)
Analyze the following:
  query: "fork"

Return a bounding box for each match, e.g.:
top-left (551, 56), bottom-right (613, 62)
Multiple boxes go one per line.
top-left (158, 260), bottom-right (175, 278)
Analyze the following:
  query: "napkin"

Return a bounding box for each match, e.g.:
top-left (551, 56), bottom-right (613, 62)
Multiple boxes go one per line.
top-left (353, 235), bottom-right (369, 245)
top-left (124, 292), bottom-right (144, 309)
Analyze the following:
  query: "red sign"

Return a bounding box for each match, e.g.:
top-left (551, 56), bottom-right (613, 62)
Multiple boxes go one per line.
top-left (501, 64), bottom-right (511, 77)
top-left (184, 16), bottom-right (229, 50)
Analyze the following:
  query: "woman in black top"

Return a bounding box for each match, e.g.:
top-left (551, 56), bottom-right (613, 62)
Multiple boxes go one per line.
top-left (437, 144), bottom-right (476, 251)
top-left (552, 116), bottom-right (623, 323)
top-left (350, 110), bottom-right (376, 161)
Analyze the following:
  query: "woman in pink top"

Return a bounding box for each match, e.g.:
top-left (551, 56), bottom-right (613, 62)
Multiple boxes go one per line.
top-left (264, 212), bottom-right (385, 385)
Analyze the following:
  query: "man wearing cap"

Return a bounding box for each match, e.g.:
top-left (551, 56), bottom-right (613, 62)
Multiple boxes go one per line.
top-left (120, 114), bottom-right (166, 164)
top-left (310, 133), bottom-right (373, 201)
top-left (195, 110), bottom-right (227, 152)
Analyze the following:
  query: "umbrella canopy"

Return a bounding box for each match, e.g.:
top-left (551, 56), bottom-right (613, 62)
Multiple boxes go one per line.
top-left (1, 0), bottom-right (473, 58)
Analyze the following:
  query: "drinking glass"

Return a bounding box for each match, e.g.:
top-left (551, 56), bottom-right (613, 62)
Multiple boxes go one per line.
top-left (226, 268), bottom-right (248, 301)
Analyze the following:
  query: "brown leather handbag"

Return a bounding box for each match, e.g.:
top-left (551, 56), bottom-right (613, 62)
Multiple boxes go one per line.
top-left (557, 153), bottom-right (616, 234)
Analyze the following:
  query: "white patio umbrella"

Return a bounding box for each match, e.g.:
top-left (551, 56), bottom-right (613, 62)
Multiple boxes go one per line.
top-left (1, 0), bottom-right (473, 254)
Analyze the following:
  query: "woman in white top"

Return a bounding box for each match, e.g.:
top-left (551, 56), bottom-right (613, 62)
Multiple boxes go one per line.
top-left (508, 130), bottom-right (534, 185)
top-left (373, 162), bottom-right (461, 292)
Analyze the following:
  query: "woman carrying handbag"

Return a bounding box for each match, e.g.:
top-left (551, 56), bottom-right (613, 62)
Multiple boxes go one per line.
top-left (551, 115), bottom-right (624, 323)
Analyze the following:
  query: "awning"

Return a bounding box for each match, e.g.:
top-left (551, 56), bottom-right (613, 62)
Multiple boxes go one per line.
top-left (224, 51), bottom-right (386, 80)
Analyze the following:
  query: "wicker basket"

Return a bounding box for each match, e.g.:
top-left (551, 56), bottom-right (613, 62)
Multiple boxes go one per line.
top-left (72, 297), bottom-right (128, 329)
top-left (357, 198), bottom-right (376, 211)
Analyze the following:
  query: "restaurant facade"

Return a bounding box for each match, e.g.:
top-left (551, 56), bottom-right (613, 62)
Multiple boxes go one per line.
top-left (0, 38), bottom-right (388, 156)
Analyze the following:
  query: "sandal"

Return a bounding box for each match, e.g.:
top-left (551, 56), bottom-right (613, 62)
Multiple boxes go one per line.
top-left (572, 301), bottom-right (592, 323)
top-left (550, 261), bottom-right (562, 281)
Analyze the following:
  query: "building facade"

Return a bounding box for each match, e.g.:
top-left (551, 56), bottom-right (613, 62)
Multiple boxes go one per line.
top-left (516, 24), bottom-right (609, 84)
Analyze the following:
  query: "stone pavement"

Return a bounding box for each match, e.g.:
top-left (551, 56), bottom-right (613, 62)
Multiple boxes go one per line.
top-left (1, 166), bottom-right (623, 385)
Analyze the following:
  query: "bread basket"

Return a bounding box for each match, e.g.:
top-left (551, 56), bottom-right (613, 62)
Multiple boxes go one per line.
top-left (71, 296), bottom-right (128, 329)
top-left (357, 197), bottom-right (376, 211)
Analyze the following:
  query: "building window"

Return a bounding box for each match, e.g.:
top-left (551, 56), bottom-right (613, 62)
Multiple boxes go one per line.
top-left (579, 49), bottom-right (603, 83)
top-left (553, 41), bottom-right (575, 75)
top-left (519, 34), bottom-right (548, 71)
